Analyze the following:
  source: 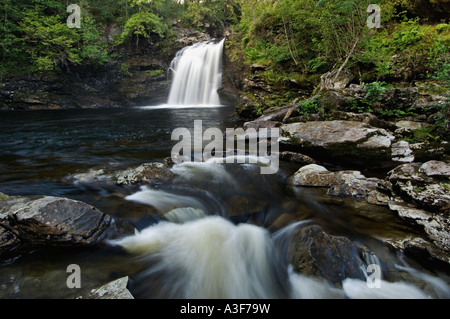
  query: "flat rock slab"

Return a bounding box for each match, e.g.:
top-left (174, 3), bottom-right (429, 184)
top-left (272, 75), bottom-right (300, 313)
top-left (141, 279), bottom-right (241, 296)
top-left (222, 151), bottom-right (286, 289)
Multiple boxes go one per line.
top-left (0, 195), bottom-right (113, 247)
top-left (280, 120), bottom-right (395, 166)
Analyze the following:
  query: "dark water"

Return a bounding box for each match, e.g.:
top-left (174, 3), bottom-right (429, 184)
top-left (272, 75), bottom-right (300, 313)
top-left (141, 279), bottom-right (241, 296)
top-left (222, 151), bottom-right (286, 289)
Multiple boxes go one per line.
top-left (0, 106), bottom-right (449, 299)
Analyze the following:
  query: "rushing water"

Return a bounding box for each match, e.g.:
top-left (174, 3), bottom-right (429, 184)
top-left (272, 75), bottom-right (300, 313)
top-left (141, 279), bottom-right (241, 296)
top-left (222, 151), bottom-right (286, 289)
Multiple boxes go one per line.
top-left (1, 39), bottom-right (449, 299)
top-left (0, 106), bottom-right (449, 299)
top-left (167, 39), bottom-right (225, 106)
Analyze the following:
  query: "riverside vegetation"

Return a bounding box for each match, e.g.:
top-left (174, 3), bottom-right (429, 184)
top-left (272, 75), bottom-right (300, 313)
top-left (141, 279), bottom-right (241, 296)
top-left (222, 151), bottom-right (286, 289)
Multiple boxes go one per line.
top-left (0, 0), bottom-right (449, 299)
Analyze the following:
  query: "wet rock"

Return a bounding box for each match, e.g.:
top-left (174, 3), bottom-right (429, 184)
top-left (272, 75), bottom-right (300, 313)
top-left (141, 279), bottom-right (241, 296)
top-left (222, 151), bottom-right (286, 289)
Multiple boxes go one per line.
top-left (67, 168), bottom-right (117, 185)
top-left (388, 199), bottom-right (449, 263)
top-left (288, 224), bottom-right (375, 287)
top-left (280, 121), bottom-right (395, 167)
top-left (116, 162), bottom-right (174, 186)
top-left (384, 236), bottom-right (449, 265)
top-left (279, 151), bottom-right (318, 165)
top-left (288, 165), bottom-right (389, 206)
top-left (0, 226), bottom-right (21, 259)
top-left (387, 161), bottom-right (450, 212)
top-left (287, 164), bottom-right (337, 187)
top-left (173, 27), bottom-right (211, 47)
top-left (224, 196), bottom-right (268, 217)
top-left (75, 276), bottom-right (134, 299)
top-left (0, 195), bottom-right (132, 252)
top-left (327, 171), bottom-right (389, 206)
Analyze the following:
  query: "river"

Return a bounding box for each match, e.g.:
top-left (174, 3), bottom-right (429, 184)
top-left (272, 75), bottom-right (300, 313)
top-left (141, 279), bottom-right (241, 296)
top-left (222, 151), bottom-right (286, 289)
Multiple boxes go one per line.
top-left (0, 105), bottom-right (449, 299)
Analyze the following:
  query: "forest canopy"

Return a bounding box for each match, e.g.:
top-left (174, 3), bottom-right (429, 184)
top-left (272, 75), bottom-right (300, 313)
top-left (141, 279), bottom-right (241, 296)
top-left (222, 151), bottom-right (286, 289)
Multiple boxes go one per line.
top-left (0, 0), bottom-right (448, 87)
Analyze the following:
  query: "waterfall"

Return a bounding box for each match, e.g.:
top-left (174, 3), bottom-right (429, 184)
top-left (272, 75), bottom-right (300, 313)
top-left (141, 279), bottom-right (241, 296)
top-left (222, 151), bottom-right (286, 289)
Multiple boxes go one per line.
top-left (167, 39), bottom-right (225, 106)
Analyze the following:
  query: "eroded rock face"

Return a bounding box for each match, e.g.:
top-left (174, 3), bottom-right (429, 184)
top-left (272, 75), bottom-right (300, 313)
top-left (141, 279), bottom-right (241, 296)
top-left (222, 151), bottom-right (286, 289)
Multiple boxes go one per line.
top-left (387, 161), bottom-right (450, 213)
top-left (388, 199), bottom-right (449, 264)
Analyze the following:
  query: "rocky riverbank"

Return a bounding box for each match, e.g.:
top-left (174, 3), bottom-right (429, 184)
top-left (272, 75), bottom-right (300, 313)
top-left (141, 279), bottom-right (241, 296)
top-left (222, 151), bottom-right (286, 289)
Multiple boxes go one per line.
top-left (239, 89), bottom-right (449, 268)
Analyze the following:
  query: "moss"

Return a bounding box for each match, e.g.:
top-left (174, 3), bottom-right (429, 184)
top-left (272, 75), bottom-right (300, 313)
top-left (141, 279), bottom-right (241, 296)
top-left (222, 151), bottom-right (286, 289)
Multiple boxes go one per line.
top-left (145, 69), bottom-right (164, 77)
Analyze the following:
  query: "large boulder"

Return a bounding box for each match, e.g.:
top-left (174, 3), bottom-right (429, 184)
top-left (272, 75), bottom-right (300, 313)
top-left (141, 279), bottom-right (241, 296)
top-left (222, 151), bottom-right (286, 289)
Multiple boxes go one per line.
top-left (287, 164), bottom-right (337, 187)
top-left (0, 195), bottom-right (133, 254)
top-left (280, 120), bottom-right (395, 167)
top-left (288, 224), bottom-right (377, 287)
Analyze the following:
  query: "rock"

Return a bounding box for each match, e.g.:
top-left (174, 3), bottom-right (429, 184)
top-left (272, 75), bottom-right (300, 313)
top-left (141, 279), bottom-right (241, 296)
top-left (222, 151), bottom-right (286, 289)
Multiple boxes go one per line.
top-left (376, 87), bottom-right (419, 110)
top-left (384, 236), bottom-right (449, 265)
top-left (67, 168), bottom-right (117, 185)
top-left (224, 196), bottom-right (268, 218)
top-left (327, 171), bottom-right (389, 206)
top-left (280, 120), bottom-right (395, 167)
top-left (329, 111), bottom-right (396, 131)
top-left (387, 161), bottom-right (450, 212)
top-left (320, 69), bottom-right (354, 91)
top-left (279, 151), bottom-right (318, 165)
top-left (388, 199), bottom-right (449, 263)
top-left (407, 0), bottom-right (450, 21)
top-left (0, 226), bottom-right (21, 258)
top-left (395, 120), bottom-right (426, 131)
top-left (0, 195), bottom-right (130, 250)
top-left (409, 141), bottom-right (449, 163)
top-left (243, 120), bottom-right (281, 130)
top-left (116, 162), bottom-right (174, 186)
top-left (419, 160), bottom-right (450, 179)
top-left (288, 165), bottom-right (389, 205)
top-left (287, 164), bottom-right (338, 187)
top-left (173, 27), bottom-right (211, 47)
top-left (234, 95), bottom-right (260, 119)
top-left (75, 276), bottom-right (134, 299)
top-left (288, 224), bottom-right (376, 287)
top-left (391, 141), bottom-right (415, 163)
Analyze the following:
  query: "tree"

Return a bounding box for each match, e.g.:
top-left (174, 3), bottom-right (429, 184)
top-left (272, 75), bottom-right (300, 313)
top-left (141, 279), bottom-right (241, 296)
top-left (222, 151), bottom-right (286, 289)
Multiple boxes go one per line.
top-left (18, 7), bottom-right (81, 72)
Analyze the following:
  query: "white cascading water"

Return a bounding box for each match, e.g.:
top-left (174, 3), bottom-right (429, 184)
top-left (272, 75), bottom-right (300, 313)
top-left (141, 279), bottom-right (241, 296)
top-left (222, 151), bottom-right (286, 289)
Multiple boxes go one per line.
top-left (111, 159), bottom-right (450, 299)
top-left (167, 39), bottom-right (225, 106)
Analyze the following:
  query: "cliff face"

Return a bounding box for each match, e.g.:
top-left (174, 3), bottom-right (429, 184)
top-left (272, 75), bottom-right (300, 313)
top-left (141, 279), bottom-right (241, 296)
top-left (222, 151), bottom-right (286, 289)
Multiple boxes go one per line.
top-left (0, 27), bottom-right (211, 111)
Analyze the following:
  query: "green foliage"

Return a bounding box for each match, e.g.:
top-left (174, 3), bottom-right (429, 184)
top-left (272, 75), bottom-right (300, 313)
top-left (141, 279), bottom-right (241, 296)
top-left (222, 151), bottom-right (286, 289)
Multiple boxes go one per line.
top-left (297, 97), bottom-right (320, 115)
top-left (119, 10), bottom-right (169, 47)
top-left (362, 81), bottom-right (387, 104)
top-left (186, 0), bottom-right (240, 35)
top-left (145, 69), bottom-right (164, 77)
top-left (18, 7), bottom-right (81, 72)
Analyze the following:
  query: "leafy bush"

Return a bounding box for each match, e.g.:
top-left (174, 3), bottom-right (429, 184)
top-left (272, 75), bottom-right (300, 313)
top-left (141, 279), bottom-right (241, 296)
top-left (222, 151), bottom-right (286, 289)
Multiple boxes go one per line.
top-left (119, 10), bottom-right (169, 47)
top-left (297, 97), bottom-right (320, 115)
